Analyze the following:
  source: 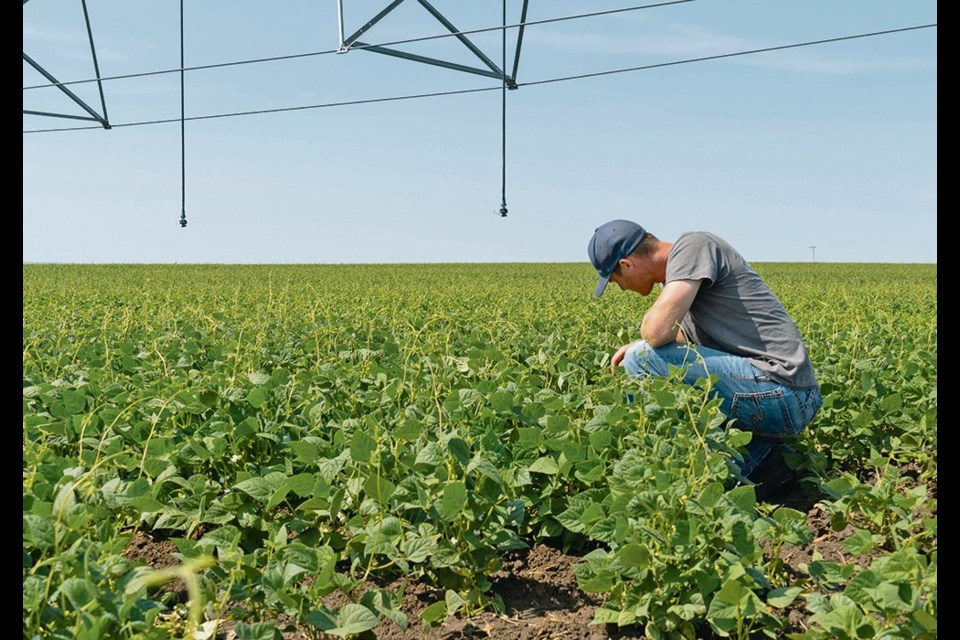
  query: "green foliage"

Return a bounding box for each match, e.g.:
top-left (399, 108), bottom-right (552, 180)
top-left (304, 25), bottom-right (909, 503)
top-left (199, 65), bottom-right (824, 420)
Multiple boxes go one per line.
top-left (23, 263), bottom-right (936, 638)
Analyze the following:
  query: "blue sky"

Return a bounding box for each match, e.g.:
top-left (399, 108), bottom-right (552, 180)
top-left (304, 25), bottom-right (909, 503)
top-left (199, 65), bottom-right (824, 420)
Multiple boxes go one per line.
top-left (23, 1), bottom-right (937, 264)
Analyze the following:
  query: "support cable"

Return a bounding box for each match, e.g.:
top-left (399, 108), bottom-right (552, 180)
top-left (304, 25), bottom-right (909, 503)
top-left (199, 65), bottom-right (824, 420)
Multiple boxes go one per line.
top-left (23, 24), bottom-right (937, 135)
top-left (519, 23), bottom-right (938, 87)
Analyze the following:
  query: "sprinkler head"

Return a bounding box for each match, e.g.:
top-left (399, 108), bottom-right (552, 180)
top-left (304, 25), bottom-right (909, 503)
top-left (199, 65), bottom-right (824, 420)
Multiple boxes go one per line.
top-left (499, 204), bottom-right (508, 217)
top-left (179, 218), bottom-right (188, 228)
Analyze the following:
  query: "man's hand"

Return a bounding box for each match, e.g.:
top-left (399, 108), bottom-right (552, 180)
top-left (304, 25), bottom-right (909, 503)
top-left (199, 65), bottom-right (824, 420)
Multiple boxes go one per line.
top-left (610, 340), bottom-right (642, 375)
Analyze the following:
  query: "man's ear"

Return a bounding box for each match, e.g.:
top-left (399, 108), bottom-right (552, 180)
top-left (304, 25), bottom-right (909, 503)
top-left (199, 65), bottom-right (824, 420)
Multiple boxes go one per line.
top-left (618, 257), bottom-right (633, 272)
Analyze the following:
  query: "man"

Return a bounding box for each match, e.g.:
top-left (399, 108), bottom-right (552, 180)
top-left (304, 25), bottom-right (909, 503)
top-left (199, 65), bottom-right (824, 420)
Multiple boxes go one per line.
top-left (587, 219), bottom-right (822, 491)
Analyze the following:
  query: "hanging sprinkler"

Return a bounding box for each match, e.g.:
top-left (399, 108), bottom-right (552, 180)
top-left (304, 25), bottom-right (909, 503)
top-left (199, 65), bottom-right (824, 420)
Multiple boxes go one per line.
top-left (178, 0), bottom-right (188, 230)
top-left (497, 0), bottom-right (508, 219)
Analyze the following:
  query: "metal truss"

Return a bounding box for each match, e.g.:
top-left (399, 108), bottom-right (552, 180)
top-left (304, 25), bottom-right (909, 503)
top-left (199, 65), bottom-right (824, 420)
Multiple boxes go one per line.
top-left (336, 0), bottom-right (530, 89)
top-left (22, 0), bottom-right (111, 128)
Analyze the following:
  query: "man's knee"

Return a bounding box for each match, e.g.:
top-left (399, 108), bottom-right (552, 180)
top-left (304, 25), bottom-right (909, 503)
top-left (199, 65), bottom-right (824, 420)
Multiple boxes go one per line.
top-left (623, 340), bottom-right (658, 376)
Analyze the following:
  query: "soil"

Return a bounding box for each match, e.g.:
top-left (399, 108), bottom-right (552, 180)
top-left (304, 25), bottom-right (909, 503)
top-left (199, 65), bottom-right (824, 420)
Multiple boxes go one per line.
top-left (124, 467), bottom-right (937, 640)
top-left (123, 529), bottom-right (189, 601)
top-left (317, 543), bottom-right (636, 640)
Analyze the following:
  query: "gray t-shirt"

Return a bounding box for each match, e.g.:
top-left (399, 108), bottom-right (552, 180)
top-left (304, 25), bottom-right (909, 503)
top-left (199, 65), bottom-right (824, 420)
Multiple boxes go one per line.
top-left (666, 231), bottom-right (818, 388)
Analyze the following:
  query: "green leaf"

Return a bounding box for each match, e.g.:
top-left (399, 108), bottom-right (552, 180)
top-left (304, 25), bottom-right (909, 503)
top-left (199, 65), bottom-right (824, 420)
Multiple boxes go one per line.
top-left (432, 540), bottom-right (460, 566)
top-left (589, 516), bottom-right (621, 543)
top-left (458, 388), bottom-right (483, 407)
top-left (200, 525), bottom-right (241, 551)
top-left (317, 453), bottom-right (348, 482)
top-left (588, 429), bottom-right (613, 449)
top-left (840, 529), bottom-right (875, 555)
top-left (580, 502), bottom-right (604, 527)
top-left (421, 601), bottom-right (447, 627)
top-left (592, 607), bottom-right (621, 624)
top-left (350, 430), bottom-right (376, 462)
top-left (400, 536), bottom-right (437, 563)
top-left (823, 477), bottom-right (854, 499)
top-left (578, 570), bottom-right (615, 593)
top-left (289, 441), bottom-right (318, 464)
top-left (618, 543), bottom-right (650, 569)
top-left (545, 414), bottom-right (571, 433)
top-left (285, 473), bottom-right (317, 497)
top-left (23, 514), bottom-right (55, 549)
top-left (490, 391), bottom-right (513, 412)
top-left (804, 593), bottom-right (831, 615)
top-left (726, 485), bottom-right (756, 512)
top-left (127, 496), bottom-right (165, 513)
top-left (234, 622), bottom-right (282, 640)
top-left (528, 456), bottom-right (559, 475)
top-left (518, 428), bottom-right (542, 450)
top-left (248, 372), bottom-right (271, 385)
top-left (772, 507), bottom-right (806, 526)
top-left (809, 605), bottom-right (877, 639)
top-left (361, 589), bottom-right (408, 630)
top-left (60, 577), bottom-right (97, 608)
top-left (448, 438), bottom-right (471, 466)
top-left (76, 619), bottom-right (113, 640)
top-left (334, 603), bottom-right (380, 636)
top-left (696, 482), bottom-right (725, 511)
top-left (266, 485), bottom-right (293, 511)
top-left (234, 472), bottom-right (286, 502)
top-left (808, 560), bottom-right (853, 588)
top-left (305, 608), bottom-right (338, 632)
top-left (52, 481), bottom-right (77, 518)
top-left (879, 393), bottom-right (903, 413)
top-left (444, 589), bottom-right (466, 614)
top-left (707, 578), bottom-right (763, 635)
top-left (870, 548), bottom-right (923, 582)
top-left (23, 575), bottom-right (46, 610)
top-left (539, 519), bottom-right (564, 538)
top-left (910, 609), bottom-right (938, 633)
top-left (865, 582), bottom-right (914, 614)
top-left (364, 474), bottom-right (396, 504)
top-left (235, 417), bottom-right (259, 441)
top-left (62, 390), bottom-right (87, 415)
top-left (281, 544), bottom-right (320, 573)
top-left (467, 457), bottom-right (502, 483)
top-left (247, 387), bottom-right (267, 408)
top-left (726, 430), bottom-right (753, 448)
top-left (199, 389), bottom-right (218, 407)
top-left (561, 442), bottom-right (585, 462)
top-left (373, 516), bottom-right (403, 542)
top-left (307, 604), bottom-right (379, 637)
top-left (766, 586), bottom-right (802, 608)
top-left (438, 482), bottom-right (467, 521)
top-left (414, 442), bottom-right (444, 469)
top-left (394, 420), bottom-right (421, 441)
top-left (650, 389), bottom-right (676, 407)
top-left (557, 501), bottom-right (589, 533)
top-left (574, 462), bottom-right (604, 484)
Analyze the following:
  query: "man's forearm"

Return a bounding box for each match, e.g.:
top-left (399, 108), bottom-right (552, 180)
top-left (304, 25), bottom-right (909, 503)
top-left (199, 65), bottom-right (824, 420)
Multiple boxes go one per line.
top-left (639, 311), bottom-right (681, 347)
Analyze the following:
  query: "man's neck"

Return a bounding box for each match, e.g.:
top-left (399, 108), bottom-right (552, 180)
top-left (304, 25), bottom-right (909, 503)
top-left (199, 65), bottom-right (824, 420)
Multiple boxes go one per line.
top-left (652, 241), bottom-right (673, 283)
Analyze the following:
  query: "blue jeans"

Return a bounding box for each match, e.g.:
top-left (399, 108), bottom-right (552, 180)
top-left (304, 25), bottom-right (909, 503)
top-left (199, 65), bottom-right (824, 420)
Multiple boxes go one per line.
top-left (623, 341), bottom-right (822, 476)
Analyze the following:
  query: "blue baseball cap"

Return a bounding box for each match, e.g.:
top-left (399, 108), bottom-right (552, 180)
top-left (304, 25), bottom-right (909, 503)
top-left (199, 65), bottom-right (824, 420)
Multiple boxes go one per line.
top-left (587, 219), bottom-right (647, 297)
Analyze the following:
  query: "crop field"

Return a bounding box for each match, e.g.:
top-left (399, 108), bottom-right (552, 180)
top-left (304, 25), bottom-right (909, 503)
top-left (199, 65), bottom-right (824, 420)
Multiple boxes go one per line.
top-left (23, 262), bottom-right (936, 640)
